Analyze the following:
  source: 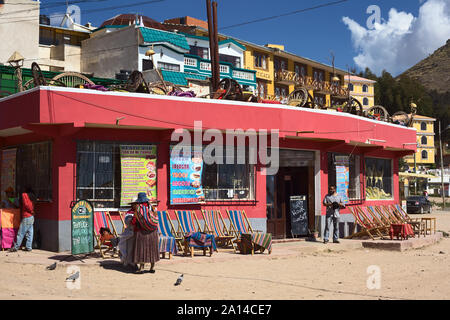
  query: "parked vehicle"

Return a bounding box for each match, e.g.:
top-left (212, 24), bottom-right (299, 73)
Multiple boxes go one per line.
top-left (406, 196), bottom-right (432, 214)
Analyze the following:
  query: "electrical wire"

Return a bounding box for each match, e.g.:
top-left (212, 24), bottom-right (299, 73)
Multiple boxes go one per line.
top-left (220, 0), bottom-right (350, 30)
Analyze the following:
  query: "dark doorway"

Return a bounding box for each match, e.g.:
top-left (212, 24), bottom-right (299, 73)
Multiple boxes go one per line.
top-left (267, 166), bottom-right (315, 239)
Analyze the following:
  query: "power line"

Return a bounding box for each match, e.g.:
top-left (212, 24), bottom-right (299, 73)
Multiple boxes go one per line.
top-left (0, 0), bottom-right (108, 17)
top-left (0, 0), bottom-right (166, 25)
top-left (220, 0), bottom-right (350, 30)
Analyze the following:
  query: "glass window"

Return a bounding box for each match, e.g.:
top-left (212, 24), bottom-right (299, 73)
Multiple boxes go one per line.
top-left (295, 63), bottom-right (306, 78)
top-left (219, 54), bottom-right (241, 68)
top-left (76, 141), bottom-right (155, 208)
top-left (189, 46), bottom-right (209, 59)
top-left (348, 83), bottom-right (354, 91)
top-left (254, 52), bottom-right (268, 69)
top-left (328, 153), bottom-right (361, 200)
top-left (421, 136), bottom-right (427, 146)
top-left (422, 150), bottom-right (428, 160)
top-left (15, 142), bottom-right (52, 201)
top-left (363, 98), bottom-right (369, 105)
top-left (421, 122), bottom-right (427, 131)
top-left (362, 84), bottom-right (368, 92)
top-left (202, 148), bottom-right (255, 201)
top-left (157, 62), bottom-right (180, 72)
top-left (365, 158), bottom-right (393, 200)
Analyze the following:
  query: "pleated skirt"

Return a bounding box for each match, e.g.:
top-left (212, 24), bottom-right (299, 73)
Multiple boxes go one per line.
top-left (133, 229), bottom-right (160, 264)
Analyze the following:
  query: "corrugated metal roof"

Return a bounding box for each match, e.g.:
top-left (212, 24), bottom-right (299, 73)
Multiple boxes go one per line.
top-left (140, 27), bottom-right (190, 51)
top-left (161, 70), bottom-right (208, 86)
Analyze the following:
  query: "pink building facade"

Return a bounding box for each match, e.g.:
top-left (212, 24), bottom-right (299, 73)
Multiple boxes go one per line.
top-left (0, 87), bottom-right (416, 251)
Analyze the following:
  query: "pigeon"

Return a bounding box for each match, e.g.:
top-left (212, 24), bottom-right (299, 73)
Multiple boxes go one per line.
top-left (66, 271), bottom-right (80, 282)
top-left (174, 274), bottom-right (183, 286)
top-left (46, 262), bottom-right (57, 270)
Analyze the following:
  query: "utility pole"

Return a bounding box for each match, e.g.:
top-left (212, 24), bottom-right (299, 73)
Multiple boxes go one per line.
top-left (439, 121), bottom-right (446, 209)
top-left (206, 0), bottom-right (219, 92)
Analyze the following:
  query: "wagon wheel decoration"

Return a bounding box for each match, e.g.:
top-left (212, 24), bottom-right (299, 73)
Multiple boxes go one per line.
top-left (342, 97), bottom-right (363, 116)
top-left (213, 78), bottom-right (243, 100)
top-left (287, 88), bottom-right (308, 107)
top-left (123, 70), bottom-right (150, 93)
top-left (31, 62), bottom-right (47, 86)
top-left (366, 105), bottom-right (390, 122)
top-left (51, 72), bottom-right (94, 88)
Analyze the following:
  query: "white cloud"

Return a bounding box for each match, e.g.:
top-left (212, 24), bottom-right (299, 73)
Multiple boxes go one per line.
top-left (343, 0), bottom-right (450, 76)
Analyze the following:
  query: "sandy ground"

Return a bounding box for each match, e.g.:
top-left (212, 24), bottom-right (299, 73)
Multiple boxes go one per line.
top-left (1, 212), bottom-right (450, 300)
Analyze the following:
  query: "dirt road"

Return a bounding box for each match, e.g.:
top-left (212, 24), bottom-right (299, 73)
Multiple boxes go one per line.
top-left (1, 212), bottom-right (449, 300)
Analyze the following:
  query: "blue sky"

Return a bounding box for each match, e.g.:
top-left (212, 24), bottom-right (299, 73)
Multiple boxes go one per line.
top-left (41, 0), bottom-right (450, 76)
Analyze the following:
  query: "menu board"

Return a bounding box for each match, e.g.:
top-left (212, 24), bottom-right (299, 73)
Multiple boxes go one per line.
top-left (71, 200), bottom-right (94, 255)
top-left (120, 145), bottom-right (157, 206)
top-left (335, 156), bottom-right (349, 204)
top-left (1, 149), bottom-right (16, 202)
top-left (170, 147), bottom-right (205, 205)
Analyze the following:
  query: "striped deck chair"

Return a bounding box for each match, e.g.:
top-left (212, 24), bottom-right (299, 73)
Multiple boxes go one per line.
top-left (390, 204), bottom-right (424, 236)
top-left (379, 205), bottom-right (402, 224)
top-left (345, 207), bottom-right (383, 240)
top-left (201, 209), bottom-right (235, 250)
top-left (93, 211), bottom-right (119, 258)
top-left (361, 207), bottom-right (390, 237)
top-left (175, 210), bottom-right (213, 257)
top-left (367, 206), bottom-right (391, 228)
top-left (157, 211), bottom-right (183, 253)
top-left (227, 209), bottom-right (272, 255)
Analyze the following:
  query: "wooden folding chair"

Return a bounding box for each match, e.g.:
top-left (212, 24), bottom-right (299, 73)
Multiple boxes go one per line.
top-left (361, 207), bottom-right (390, 237)
top-left (346, 207), bottom-right (384, 240)
top-left (175, 210), bottom-right (212, 257)
top-left (226, 209), bottom-right (272, 255)
top-left (157, 211), bottom-right (183, 258)
top-left (93, 211), bottom-right (119, 258)
top-left (201, 209), bottom-right (235, 251)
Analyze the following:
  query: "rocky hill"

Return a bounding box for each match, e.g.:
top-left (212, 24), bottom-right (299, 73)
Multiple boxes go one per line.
top-left (401, 39), bottom-right (450, 94)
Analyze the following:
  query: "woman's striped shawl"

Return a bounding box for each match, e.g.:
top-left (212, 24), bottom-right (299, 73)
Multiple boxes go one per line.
top-left (135, 203), bottom-right (158, 232)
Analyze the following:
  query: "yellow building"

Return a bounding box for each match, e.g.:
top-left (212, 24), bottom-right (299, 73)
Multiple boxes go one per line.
top-left (404, 115), bottom-right (436, 170)
top-left (344, 75), bottom-right (375, 110)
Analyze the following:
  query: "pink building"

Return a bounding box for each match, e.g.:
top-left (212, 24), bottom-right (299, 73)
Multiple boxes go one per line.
top-left (0, 87), bottom-right (416, 251)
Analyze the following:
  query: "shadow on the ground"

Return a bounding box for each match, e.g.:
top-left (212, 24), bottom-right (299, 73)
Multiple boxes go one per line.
top-left (48, 253), bottom-right (102, 263)
top-left (98, 260), bottom-right (140, 274)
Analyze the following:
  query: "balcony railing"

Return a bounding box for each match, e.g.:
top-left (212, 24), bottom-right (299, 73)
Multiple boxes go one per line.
top-left (274, 69), bottom-right (349, 97)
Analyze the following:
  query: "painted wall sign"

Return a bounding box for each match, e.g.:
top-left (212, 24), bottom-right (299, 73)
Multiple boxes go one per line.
top-left (170, 147), bottom-right (205, 205)
top-left (120, 145), bottom-right (157, 206)
top-left (71, 200), bottom-right (94, 255)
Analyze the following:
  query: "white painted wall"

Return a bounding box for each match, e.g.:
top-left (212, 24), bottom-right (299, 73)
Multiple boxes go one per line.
top-left (138, 45), bottom-right (185, 72)
top-left (0, 0), bottom-right (39, 68)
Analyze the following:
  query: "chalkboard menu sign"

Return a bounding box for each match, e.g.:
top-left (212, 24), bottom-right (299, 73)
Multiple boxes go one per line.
top-left (71, 200), bottom-right (94, 255)
top-left (290, 195), bottom-right (308, 236)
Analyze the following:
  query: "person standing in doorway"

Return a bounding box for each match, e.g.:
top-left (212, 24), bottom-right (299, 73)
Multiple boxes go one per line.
top-left (9, 186), bottom-right (37, 252)
top-left (322, 185), bottom-right (345, 244)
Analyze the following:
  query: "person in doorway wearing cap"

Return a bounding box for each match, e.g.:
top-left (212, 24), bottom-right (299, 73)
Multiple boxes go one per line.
top-left (130, 192), bottom-right (159, 274)
top-left (322, 185), bottom-right (345, 244)
top-left (1, 187), bottom-right (19, 209)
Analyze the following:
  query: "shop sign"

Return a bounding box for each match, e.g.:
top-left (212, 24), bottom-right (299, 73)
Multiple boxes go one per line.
top-left (170, 147), bottom-right (205, 205)
top-left (120, 145), bottom-right (157, 206)
top-left (71, 200), bottom-right (94, 255)
top-left (335, 156), bottom-right (349, 203)
top-left (256, 70), bottom-right (271, 80)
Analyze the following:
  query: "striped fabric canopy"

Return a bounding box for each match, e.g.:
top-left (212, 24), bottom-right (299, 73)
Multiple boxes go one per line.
top-left (157, 211), bottom-right (175, 238)
top-left (203, 210), bottom-right (224, 237)
top-left (94, 211), bottom-right (111, 234)
top-left (176, 211), bottom-right (197, 233)
top-left (228, 210), bottom-right (248, 234)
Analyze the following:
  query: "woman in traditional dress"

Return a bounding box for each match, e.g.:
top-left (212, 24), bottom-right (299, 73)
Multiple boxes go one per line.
top-left (118, 202), bottom-right (138, 270)
top-left (130, 192), bottom-right (159, 274)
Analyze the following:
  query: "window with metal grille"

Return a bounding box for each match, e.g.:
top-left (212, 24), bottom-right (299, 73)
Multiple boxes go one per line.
top-left (15, 141), bottom-right (52, 201)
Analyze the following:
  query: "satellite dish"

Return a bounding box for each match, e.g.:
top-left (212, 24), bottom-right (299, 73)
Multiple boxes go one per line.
top-left (60, 5), bottom-right (81, 29)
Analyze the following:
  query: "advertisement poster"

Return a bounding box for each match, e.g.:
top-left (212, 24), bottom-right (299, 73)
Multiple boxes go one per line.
top-left (170, 147), bottom-right (205, 205)
top-left (335, 156), bottom-right (349, 204)
top-left (1, 149), bottom-right (17, 202)
top-left (120, 145), bottom-right (157, 206)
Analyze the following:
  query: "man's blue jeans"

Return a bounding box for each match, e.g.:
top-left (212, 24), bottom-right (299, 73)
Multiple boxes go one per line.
top-left (14, 216), bottom-right (34, 250)
top-left (324, 215), bottom-right (339, 241)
